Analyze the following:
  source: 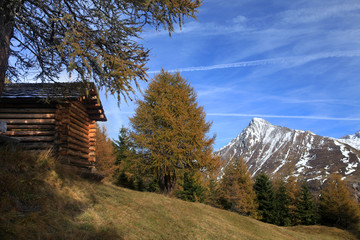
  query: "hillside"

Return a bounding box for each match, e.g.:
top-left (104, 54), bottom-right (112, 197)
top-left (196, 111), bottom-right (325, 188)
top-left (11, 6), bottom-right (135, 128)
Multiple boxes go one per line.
top-left (0, 145), bottom-right (358, 240)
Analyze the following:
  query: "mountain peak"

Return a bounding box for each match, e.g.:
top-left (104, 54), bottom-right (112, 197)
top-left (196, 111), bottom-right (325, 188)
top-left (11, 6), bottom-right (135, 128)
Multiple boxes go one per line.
top-left (339, 130), bottom-right (360, 150)
top-left (247, 118), bottom-right (274, 133)
top-left (341, 130), bottom-right (360, 140)
top-left (250, 117), bottom-right (270, 125)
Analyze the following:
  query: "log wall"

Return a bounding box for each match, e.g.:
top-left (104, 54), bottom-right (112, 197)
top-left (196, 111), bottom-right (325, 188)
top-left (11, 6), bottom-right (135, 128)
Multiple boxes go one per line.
top-left (0, 100), bottom-right (96, 168)
top-left (0, 102), bottom-right (57, 150)
top-left (56, 100), bottom-right (95, 168)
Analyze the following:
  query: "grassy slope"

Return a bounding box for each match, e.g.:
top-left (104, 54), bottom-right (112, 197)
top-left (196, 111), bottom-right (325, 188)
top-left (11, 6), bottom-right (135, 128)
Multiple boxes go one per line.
top-left (0, 146), bottom-right (357, 240)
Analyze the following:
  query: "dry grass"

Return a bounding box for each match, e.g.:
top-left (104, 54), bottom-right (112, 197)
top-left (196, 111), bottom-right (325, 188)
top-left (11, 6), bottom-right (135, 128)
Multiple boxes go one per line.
top-left (0, 145), bottom-right (358, 240)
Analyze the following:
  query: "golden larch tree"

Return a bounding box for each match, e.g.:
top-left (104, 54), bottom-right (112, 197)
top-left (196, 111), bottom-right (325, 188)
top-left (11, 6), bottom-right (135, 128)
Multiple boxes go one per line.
top-left (219, 157), bottom-right (258, 218)
top-left (95, 124), bottom-right (116, 177)
top-left (286, 176), bottom-right (301, 225)
top-left (319, 174), bottom-right (360, 229)
top-left (130, 70), bottom-right (218, 195)
top-left (0, 0), bottom-right (201, 98)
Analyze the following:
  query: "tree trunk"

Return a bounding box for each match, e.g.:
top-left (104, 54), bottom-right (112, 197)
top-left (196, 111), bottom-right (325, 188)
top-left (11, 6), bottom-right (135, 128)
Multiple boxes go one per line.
top-left (159, 172), bottom-right (176, 195)
top-left (0, 2), bottom-right (16, 95)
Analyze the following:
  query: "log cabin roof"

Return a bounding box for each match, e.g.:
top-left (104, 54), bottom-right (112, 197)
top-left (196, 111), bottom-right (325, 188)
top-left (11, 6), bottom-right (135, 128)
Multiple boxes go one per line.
top-left (1, 82), bottom-right (107, 121)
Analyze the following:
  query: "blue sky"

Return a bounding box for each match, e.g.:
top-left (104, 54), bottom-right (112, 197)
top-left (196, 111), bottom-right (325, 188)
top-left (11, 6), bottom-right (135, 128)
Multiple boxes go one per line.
top-left (100, 0), bottom-right (360, 150)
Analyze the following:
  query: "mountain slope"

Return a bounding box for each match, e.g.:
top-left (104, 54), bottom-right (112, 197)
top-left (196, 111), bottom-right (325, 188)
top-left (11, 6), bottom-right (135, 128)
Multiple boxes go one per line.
top-left (216, 118), bottom-right (360, 196)
top-left (1, 145), bottom-right (358, 240)
top-left (339, 130), bottom-right (360, 151)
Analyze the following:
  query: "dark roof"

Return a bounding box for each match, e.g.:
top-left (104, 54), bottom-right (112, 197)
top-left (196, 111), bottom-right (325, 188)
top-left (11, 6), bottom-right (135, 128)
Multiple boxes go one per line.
top-left (1, 83), bottom-right (107, 121)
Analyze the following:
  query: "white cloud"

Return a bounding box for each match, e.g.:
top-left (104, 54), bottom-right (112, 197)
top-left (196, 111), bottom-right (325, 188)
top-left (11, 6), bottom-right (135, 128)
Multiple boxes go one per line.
top-left (279, 3), bottom-right (360, 24)
top-left (196, 86), bottom-right (238, 97)
top-left (207, 113), bottom-right (360, 121)
top-left (232, 15), bottom-right (247, 24)
top-left (256, 94), bottom-right (360, 108)
top-left (147, 50), bottom-right (360, 74)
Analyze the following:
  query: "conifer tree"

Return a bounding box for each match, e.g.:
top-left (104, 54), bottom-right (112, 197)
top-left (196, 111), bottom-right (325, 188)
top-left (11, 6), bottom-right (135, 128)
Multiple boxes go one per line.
top-left (274, 180), bottom-right (291, 226)
top-left (319, 174), bottom-right (360, 229)
top-left (130, 70), bottom-right (218, 195)
top-left (219, 157), bottom-right (258, 218)
top-left (296, 182), bottom-right (317, 225)
top-left (113, 127), bottom-right (134, 166)
top-left (115, 170), bottom-right (135, 189)
top-left (254, 172), bottom-right (276, 223)
top-left (204, 177), bottom-right (221, 208)
top-left (113, 126), bottom-right (144, 189)
top-left (176, 171), bottom-right (205, 202)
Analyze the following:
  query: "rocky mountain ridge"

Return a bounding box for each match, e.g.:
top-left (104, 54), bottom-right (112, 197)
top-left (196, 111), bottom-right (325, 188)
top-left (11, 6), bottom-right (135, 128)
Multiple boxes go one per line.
top-left (339, 130), bottom-right (360, 150)
top-left (215, 118), bottom-right (360, 199)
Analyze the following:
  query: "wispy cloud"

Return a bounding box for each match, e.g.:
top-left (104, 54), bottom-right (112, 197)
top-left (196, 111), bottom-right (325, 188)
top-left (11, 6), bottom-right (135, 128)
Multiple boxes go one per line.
top-left (279, 3), bottom-right (360, 24)
top-left (196, 86), bottom-right (243, 97)
top-left (207, 113), bottom-right (360, 121)
top-left (148, 50), bottom-right (360, 74)
top-left (255, 94), bottom-right (360, 108)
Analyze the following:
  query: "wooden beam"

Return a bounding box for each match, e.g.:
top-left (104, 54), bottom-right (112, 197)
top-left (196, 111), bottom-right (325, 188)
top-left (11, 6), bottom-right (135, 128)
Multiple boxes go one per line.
top-left (0, 113), bottom-right (55, 119)
top-left (68, 130), bottom-right (89, 144)
top-left (0, 108), bottom-right (56, 113)
top-left (70, 101), bottom-right (90, 119)
top-left (4, 119), bottom-right (56, 125)
top-left (68, 143), bottom-right (90, 154)
top-left (16, 136), bottom-right (55, 142)
top-left (87, 109), bottom-right (102, 115)
top-left (69, 110), bottom-right (90, 126)
top-left (67, 148), bottom-right (89, 160)
top-left (85, 103), bottom-right (101, 109)
top-left (88, 115), bottom-right (106, 121)
top-left (67, 136), bottom-right (89, 150)
top-left (89, 126), bottom-right (96, 133)
top-left (68, 121), bottom-right (87, 136)
top-left (0, 102), bottom-right (56, 108)
top-left (69, 114), bottom-right (89, 132)
top-left (68, 125), bottom-right (89, 140)
top-left (5, 130), bottom-right (56, 136)
top-left (6, 124), bottom-right (56, 130)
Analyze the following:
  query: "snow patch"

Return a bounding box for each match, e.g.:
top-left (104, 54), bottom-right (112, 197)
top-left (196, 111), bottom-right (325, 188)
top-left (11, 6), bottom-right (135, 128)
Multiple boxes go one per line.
top-left (296, 151), bottom-right (315, 173)
top-left (334, 141), bottom-right (351, 164)
top-left (345, 162), bottom-right (358, 175)
top-left (338, 138), bottom-right (360, 151)
top-left (273, 159), bottom-right (287, 174)
top-left (307, 175), bottom-right (324, 182)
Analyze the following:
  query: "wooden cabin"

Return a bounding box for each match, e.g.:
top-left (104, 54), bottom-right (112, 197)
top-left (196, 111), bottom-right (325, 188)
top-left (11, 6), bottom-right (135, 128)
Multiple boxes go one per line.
top-left (0, 83), bottom-right (107, 169)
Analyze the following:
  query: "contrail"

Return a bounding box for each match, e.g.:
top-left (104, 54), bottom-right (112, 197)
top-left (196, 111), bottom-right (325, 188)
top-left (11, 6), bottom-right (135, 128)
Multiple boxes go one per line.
top-left (207, 113), bottom-right (360, 121)
top-left (147, 50), bottom-right (360, 74)
top-left (118, 111), bottom-right (360, 121)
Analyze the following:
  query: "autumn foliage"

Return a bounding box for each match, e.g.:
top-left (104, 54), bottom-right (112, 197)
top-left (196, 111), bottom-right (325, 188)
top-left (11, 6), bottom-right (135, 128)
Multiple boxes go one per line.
top-left (95, 124), bottom-right (116, 177)
top-left (130, 70), bottom-right (219, 194)
top-left (219, 157), bottom-right (258, 218)
top-left (319, 174), bottom-right (360, 229)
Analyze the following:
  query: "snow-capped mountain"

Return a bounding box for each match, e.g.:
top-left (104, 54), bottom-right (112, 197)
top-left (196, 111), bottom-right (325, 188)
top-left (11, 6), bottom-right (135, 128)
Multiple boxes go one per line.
top-left (339, 130), bottom-right (360, 151)
top-left (215, 118), bottom-right (360, 198)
